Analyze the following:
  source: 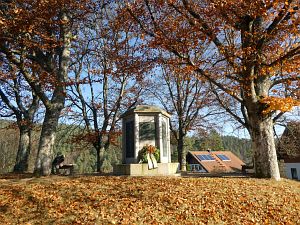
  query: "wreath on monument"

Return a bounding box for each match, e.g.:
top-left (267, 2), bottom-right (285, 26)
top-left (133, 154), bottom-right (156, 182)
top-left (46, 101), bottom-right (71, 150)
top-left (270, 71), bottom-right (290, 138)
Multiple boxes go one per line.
top-left (138, 144), bottom-right (160, 163)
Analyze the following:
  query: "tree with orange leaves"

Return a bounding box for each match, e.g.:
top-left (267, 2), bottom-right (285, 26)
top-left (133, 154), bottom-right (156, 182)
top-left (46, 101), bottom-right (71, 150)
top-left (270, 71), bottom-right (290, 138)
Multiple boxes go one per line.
top-left (126, 0), bottom-right (300, 179)
top-left (148, 60), bottom-right (218, 171)
top-left (67, 2), bottom-right (150, 172)
top-left (0, 0), bottom-right (91, 176)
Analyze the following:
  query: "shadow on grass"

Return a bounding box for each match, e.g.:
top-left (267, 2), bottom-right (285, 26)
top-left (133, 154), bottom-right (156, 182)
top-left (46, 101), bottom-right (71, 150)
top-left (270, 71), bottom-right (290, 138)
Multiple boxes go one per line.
top-left (0, 172), bottom-right (34, 180)
top-left (181, 171), bottom-right (255, 179)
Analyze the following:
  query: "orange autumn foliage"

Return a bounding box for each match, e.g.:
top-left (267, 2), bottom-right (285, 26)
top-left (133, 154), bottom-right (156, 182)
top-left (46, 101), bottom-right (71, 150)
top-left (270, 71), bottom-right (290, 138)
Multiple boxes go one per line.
top-left (261, 97), bottom-right (300, 114)
top-left (125, 0), bottom-right (300, 116)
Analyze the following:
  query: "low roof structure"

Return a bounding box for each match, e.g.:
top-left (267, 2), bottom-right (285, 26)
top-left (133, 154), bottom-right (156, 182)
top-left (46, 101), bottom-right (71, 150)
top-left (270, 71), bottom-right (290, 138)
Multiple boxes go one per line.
top-left (187, 151), bottom-right (245, 173)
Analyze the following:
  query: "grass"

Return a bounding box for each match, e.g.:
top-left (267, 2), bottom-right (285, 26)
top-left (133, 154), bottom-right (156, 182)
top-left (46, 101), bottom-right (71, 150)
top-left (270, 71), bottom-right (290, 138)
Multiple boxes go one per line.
top-left (0, 174), bottom-right (299, 224)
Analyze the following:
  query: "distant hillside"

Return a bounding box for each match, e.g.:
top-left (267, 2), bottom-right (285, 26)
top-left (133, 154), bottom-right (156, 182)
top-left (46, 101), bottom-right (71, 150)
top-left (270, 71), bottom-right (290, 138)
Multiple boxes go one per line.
top-left (0, 119), bottom-right (121, 174)
top-left (0, 120), bottom-right (19, 173)
top-left (184, 132), bottom-right (253, 164)
top-left (0, 119), bottom-right (15, 128)
top-left (221, 136), bottom-right (252, 164)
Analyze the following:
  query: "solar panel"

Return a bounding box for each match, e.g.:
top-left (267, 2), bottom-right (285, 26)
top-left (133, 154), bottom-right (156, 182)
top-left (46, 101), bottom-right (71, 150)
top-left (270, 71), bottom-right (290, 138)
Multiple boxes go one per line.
top-left (217, 154), bottom-right (230, 161)
top-left (196, 154), bottom-right (215, 161)
top-left (197, 155), bottom-right (206, 160)
top-left (206, 155), bottom-right (215, 160)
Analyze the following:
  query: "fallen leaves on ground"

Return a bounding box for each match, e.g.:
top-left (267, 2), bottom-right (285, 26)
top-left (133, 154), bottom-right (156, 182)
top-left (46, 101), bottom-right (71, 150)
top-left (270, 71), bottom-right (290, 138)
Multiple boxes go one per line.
top-left (0, 175), bottom-right (299, 224)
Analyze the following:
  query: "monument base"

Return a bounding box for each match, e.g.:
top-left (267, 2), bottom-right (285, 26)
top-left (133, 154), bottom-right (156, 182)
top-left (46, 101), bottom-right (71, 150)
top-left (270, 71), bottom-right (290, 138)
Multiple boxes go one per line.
top-left (113, 163), bottom-right (180, 176)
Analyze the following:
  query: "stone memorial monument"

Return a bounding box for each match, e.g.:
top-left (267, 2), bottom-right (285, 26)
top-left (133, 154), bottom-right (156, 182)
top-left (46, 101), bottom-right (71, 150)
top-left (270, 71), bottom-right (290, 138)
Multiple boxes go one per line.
top-left (113, 105), bottom-right (179, 176)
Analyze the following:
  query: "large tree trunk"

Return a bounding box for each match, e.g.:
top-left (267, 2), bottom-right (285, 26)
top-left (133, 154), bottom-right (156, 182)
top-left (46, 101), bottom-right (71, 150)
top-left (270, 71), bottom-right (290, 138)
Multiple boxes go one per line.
top-left (34, 109), bottom-right (62, 176)
top-left (248, 116), bottom-right (280, 180)
top-left (13, 126), bottom-right (31, 172)
top-left (238, 14), bottom-right (281, 180)
top-left (33, 12), bottom-right (70, 176)
top-left (177, 136), bottom-right (186, 171)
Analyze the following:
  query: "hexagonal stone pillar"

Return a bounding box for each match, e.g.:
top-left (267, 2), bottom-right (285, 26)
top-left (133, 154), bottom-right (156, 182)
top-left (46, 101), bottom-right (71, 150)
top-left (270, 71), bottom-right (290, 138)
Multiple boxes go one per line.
top-left (113, 105), bottom-right (179, 176)
top-left (121, 105), bottom-right (171, 164)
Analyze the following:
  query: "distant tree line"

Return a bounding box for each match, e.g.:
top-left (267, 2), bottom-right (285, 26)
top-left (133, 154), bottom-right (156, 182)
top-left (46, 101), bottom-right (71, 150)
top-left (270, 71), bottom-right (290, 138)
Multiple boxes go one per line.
top-left (0, 119), bottom-right (254, 173)
top-left (180, 129), bottom-right (253, 164)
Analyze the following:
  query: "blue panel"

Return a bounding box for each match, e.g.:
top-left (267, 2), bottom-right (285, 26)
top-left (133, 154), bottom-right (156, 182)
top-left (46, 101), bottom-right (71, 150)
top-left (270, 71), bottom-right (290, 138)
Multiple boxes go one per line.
top-left (196, 154), bottom-right (215, 161)
top-left (197, 155), bottom-right (206, 160)
top-left (217, 154), bottom-right (230, 161)
top-left (206, 155), bottom-right (215, 160)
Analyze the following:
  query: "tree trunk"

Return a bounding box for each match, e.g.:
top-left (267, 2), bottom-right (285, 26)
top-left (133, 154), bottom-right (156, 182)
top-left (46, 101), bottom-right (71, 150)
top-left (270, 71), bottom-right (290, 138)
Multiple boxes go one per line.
top-left (13, 127), bottom-right (31, 172)
top-left (33, 11), bottom-right (70, 176)
top-left (34, 109), bottom-right (61, 176)
top-left (249, 117), bottom-right (280, 180)
top-left (96, 146), bottom-right (105, 172)
top-left (177, 136), bottom-right (186, 171)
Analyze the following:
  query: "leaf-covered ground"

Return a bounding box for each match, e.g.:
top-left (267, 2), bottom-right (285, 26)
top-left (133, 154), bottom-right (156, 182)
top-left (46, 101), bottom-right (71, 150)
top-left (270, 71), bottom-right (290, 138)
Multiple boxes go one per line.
top-left (0, 175), bottom-right (299, 224)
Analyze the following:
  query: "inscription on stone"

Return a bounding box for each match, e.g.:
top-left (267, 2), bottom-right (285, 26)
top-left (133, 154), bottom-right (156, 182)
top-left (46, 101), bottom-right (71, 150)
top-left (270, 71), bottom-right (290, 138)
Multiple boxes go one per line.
top-left (162, 120), bottom-right (168, 157)
top-left (125, 121), bottom-right (134, 157)
top-left (139, 122), bottom-right (156, 141)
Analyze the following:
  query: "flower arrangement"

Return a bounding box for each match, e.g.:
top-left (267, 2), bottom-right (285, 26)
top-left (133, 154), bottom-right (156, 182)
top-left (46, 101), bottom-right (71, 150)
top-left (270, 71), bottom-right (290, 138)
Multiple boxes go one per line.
top-left (138, 144), bottom-right (160, 163)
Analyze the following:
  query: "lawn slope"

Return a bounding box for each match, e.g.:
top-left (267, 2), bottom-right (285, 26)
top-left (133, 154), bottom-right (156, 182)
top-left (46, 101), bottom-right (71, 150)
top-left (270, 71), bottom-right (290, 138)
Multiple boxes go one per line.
top-left (0, 176), bottom-right (299, 224)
